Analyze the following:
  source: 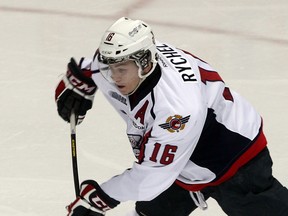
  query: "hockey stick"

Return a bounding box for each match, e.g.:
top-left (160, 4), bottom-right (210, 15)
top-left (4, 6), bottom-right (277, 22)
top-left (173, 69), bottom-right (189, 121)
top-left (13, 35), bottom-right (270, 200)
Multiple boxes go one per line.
top-left (70, 111), bottom-right (80, 197)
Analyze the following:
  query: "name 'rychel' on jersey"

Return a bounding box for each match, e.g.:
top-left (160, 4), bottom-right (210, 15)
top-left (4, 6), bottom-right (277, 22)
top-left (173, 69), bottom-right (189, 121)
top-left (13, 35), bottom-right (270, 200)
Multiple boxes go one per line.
top-left (79, 41), bottom-right (267, 202)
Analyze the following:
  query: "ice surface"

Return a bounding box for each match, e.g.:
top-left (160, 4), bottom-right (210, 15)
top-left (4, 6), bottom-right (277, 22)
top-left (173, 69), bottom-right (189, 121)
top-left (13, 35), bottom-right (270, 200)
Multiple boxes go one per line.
top-left (0, 0), bottom-right (287, 215)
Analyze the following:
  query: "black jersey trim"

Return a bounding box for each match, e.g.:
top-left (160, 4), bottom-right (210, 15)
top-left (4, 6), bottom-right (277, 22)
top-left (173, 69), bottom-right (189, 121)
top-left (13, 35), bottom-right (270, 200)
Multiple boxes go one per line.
top-left (129, 64), bottom-right (161, 110)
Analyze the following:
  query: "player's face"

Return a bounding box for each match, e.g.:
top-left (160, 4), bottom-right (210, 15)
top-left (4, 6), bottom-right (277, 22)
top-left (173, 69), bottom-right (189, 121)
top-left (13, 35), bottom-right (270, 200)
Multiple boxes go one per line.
top-left (109, 60), bottom-right (140, 95)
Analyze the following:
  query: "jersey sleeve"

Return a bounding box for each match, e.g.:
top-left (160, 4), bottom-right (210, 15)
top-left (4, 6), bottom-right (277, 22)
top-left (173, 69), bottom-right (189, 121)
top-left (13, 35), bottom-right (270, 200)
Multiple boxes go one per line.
top-left (101, 113), bottom-right (206, 202)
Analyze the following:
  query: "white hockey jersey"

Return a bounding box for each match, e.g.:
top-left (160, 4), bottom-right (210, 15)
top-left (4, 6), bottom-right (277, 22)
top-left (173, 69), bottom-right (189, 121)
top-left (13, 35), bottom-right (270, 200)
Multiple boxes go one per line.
top-left (79, 41), bottom-right (267, 202)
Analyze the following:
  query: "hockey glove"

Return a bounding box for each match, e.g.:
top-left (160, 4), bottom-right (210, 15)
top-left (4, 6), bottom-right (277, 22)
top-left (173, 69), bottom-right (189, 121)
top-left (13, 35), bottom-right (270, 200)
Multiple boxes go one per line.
top-left (67, 180), bottom-right (120, 216)
top-left (55, 58), bottom-right (97, 124)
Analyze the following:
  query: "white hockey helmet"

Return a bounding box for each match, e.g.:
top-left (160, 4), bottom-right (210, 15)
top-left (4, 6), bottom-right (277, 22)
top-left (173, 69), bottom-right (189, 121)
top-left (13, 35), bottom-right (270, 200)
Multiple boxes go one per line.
top-left (98, 17), bottom-right (158, 79)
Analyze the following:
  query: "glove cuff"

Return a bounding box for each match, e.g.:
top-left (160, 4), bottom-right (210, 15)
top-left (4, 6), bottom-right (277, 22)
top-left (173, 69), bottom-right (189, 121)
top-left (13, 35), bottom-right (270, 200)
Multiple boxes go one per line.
top-left (81, 180), bottom-right (120, 211)
top-left (68, 58), bottom-right (96, 87)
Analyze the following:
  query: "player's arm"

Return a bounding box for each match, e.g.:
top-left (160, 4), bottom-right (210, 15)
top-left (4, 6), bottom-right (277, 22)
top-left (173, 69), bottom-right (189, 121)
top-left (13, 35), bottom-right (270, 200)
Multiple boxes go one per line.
top-left (55, 58), bottom-right (97, 124)
top-left (100, 115), bottom-right (205, 202)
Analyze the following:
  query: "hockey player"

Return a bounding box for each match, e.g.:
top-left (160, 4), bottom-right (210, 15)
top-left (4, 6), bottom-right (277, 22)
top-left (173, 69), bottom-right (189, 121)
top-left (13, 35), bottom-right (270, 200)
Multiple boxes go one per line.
top-left (55, 17), bottom-right (288, 216)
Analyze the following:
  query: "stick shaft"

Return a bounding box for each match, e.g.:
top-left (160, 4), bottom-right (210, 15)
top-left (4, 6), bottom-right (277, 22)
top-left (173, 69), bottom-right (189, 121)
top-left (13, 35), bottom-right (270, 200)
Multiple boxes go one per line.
top-left (70, 112), bottom-right (80, 197)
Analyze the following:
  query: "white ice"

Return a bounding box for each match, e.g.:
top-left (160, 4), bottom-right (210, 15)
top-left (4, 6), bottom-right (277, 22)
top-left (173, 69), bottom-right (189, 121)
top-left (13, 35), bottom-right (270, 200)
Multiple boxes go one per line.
top-left (0, 0), bottom-right (287, 215)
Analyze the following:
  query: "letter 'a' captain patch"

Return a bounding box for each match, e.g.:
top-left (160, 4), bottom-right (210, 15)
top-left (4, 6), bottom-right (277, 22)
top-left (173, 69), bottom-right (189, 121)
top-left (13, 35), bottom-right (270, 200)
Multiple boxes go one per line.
top-left (159, 115), bottom-right (190, 133)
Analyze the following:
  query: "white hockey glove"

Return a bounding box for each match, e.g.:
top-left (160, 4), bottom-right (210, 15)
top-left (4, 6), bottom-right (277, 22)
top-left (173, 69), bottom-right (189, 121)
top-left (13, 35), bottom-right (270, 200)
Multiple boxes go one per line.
top-left (67, 180), bottom-right (120, 216)
top-left (55, 58), bottom-right (97, 125)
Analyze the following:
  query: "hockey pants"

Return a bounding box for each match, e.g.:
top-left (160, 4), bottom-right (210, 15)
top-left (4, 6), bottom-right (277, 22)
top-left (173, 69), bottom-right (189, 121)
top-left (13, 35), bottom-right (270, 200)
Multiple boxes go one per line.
top-left (135, 147), bottom-right (288, 216)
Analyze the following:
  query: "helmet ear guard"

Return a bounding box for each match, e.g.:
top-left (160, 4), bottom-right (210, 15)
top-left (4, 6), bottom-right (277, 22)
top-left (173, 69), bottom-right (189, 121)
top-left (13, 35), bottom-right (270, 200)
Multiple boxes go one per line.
top-left (130, 49), bottom-right (152, 71)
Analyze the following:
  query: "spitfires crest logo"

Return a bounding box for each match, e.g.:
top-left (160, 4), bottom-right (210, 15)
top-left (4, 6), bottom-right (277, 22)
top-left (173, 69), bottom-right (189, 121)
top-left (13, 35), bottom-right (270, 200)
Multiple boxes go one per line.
top-left (159, 115), bottom-right (190, 133)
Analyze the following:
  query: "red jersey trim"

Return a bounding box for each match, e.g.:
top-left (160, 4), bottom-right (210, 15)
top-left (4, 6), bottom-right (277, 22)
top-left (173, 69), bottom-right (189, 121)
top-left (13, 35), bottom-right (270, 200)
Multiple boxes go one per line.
top-left (175, 125), bottom-right (267, 191)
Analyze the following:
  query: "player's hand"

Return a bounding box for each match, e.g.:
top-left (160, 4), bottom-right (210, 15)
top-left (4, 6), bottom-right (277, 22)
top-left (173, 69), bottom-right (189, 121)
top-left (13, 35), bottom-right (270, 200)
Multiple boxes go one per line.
top-left (67, 180), bottom-right (120, 216)
top-left (55, 58), bottom-right (97, 124)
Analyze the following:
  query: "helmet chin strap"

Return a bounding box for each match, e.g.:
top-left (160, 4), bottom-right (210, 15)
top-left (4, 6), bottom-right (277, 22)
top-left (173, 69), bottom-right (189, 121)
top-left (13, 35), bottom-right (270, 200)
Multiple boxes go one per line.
top-left (126, 60), bottom-right (157, 96)
top-left (126, 65), bottom-right (146, 96)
